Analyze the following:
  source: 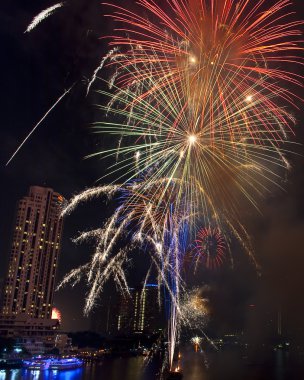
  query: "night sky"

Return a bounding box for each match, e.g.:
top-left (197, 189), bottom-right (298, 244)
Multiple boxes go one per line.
top-left (1, 0), bottom-right (304, 340)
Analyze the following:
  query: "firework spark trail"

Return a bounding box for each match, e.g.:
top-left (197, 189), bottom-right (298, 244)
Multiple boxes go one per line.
top-left (88, 210), bottom-right (134, 280)
top-left (57, 263), bottom-right (90, 290)
top-left (60, 183), bottom-right (211, 365)
top-left (24, 3), bottom-right (65, 33)
top-left (72, 229), bottom-right (102, 244)
top-left (224, 217), bottom-right (259, 270)
top-left (98, 206), bottom-right (124, 248)
top-left (147, 239), bottom-right (184, 370)
top-left (6, 84), bottom-right (74, 166)
top-left (86, 47), bottom-right (119, 96)
top-left (60, 179), bottom-right (190, 320)
top-left (168, 231), bottom-right (183, 370)
top-left (85, 249), bottom-right (129, 313)
top-left (59, 179), bottom-right (194, 374)
top-left (140, 265), bottom-right (153, 304)
top-left (148, 244), bottom-right (184, 308)
top-left (62, 184), bottom-right (119, 216)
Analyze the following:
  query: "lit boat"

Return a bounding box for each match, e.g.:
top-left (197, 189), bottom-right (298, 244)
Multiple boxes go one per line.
top-left (23, 357), bottom-right (83, 371)
top-left (23, 358), bottom-right (51, 370)
top-left (49, 357), bottom-right (83, 370)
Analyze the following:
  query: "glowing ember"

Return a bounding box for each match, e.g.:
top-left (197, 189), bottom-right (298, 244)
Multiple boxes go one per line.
top-left (51, 307), bottom-right (62, 322)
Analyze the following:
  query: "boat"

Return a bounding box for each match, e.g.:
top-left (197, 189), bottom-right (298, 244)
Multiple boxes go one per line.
top-left (23, 357), bottom-right (83, 371)
top-left (23, 358), bottom-right (51, 370)
top-left (49, 357), bottom-right (83, 370)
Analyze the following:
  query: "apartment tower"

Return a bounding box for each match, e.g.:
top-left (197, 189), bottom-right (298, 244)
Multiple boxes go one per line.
top-left (117, 284), bottom-right (163, 334)
top-left (2, 186), bottom-right (64, 319)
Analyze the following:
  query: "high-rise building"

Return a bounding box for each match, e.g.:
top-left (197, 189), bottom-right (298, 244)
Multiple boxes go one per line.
top-left (90, 296), bottom-right (118, 336)
top-left (0, 186), bottom-right (64, 346)
top-left (0, 278), bottom-right (4, 314)
top-left (134, 284), bottom-right (161, 332)
top-left (117, 284), bottom-right (163, 334)
top-left (117, 289), bottom-right (135, 333)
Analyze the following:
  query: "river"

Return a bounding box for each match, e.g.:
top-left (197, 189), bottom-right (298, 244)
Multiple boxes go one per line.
top-left (1, 348), bottom-right (304, 380)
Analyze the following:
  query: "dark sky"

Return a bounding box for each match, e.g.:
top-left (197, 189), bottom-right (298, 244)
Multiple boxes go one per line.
top-left (0, 0), bottom-right (304, 339)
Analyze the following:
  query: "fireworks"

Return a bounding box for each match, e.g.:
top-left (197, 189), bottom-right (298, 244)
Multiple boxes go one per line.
top-left (25, 3), bottom-right (65, 33)
top-left (180, 287), bottom-right (209, 328)
top-left (193, 227), bottom-right (226, 270)
top-left (96, 0), bottom-right (303, 209)
top-left (6, 85), bottom-right (74, 166)
top-left (92, 74), bottom-right (294, 265)
top-left (59, 178), bottom-right (188, 368)
top-left (191, 336), bottom-right (202, 352)
top-left (59, 179), bottom-right (188, 308)
top-left (59, 0), bottom-right (302, 372)
top-left (7, 0), bottom-right (303, 374)
top-left (103, 0), bottom-right (302, 142)
top-left (83, 0), bottom-right (303, 274)
top-left (51, 307), bottom-right (62, 323)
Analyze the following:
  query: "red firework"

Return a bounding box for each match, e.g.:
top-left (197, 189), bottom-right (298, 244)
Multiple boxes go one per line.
top-left (194, 227), bottom-right (226, 270)
top-left (103, 0), bottom-right (303, 146)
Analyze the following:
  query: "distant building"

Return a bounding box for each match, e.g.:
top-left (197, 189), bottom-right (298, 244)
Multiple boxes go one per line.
top-left (117, 284), bottom-right (163, 334)
top-left (117, 290), bottom-right (135, 333)
top-left (0, 186), bottom-right (64, 348)
top-left (17, 338), bottom-right (46, 356)
top-left (0, 278), bottom-right (4, 309)
top-left (244, 302), bottom-right (284, 343)
top-left (90, 296), bottom-right (118, 336)
top-left (54, 333), bottom-right (73, 354)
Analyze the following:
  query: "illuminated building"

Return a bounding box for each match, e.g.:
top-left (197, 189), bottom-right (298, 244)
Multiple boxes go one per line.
top-left (133, 284), bottom-right (161, 332)
top-left (117, 284), bottom-right (163, 334)
top-left (0, 278), bottom-right (4, 309)
top-left (0, 186), bottom-right (64, 345)
top-left (117, 289), bottom-right (135, 333)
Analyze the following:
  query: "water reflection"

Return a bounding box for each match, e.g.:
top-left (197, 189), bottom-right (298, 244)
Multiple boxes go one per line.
top-left (86, 357), bottom-right (150, 380)
top-left (0, 350), bottom-right (303, 380)
top-left (0, 369), bottom-right (84, 380)
top-left (182, 348), bottom-right (209, 380)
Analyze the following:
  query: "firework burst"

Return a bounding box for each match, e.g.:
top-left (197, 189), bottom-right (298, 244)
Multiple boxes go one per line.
top-left (82, 1), bottom-right (304, 254)
top-left (90, 73), bottom-right (295, 268)
top-left (101, 0), bottom-right (303, 143)
top-left (180, 287), bottom-right (209, 328)
top-left (193, 227), bottom-right (226, 270)
top-left (60, 0), bottom-right (303, 372)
